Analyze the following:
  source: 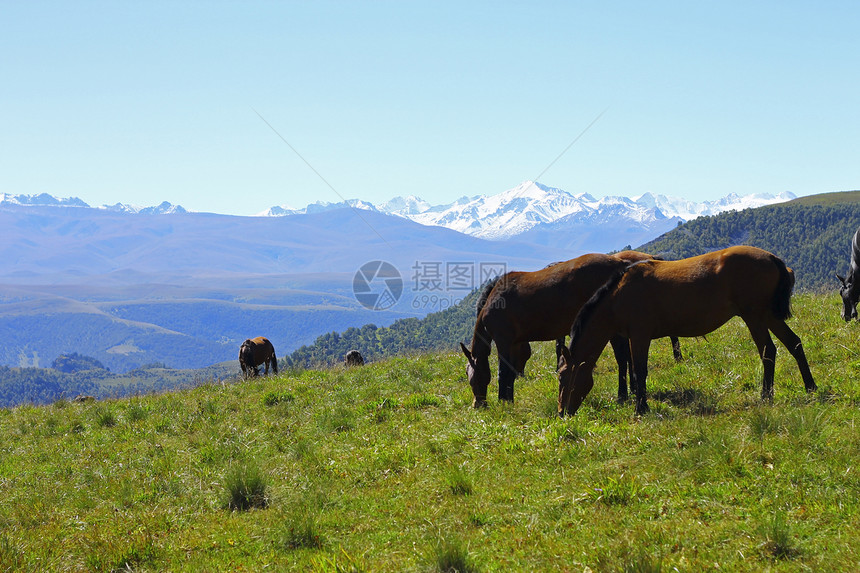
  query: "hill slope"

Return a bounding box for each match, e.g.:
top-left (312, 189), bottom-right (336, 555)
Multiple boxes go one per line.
top-left (2, 293), bottom-right (860, 570)
top-left (640, 200), bottom-right (860, 291)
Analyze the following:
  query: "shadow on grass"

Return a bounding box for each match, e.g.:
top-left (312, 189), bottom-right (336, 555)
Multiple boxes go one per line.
top-left (652, 388), bottom-right (719, 416)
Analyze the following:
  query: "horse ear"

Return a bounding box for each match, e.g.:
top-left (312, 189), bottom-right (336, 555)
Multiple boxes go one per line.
top-left (460, 342), bottom-right (474, 363)
top-left (837, 273), bottom-right (847, 285)
top-left (558, 345), bottom-right (572, 370)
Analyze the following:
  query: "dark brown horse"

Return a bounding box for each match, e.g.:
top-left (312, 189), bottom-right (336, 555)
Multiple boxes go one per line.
top-left (460, 251), bottom-right (681, 408)
top-left (239, 337), bottom-right (278, 378)
top-left (557, 246), bottom-right (817, 416)
top-left (836, 226), bottom-right (860, 321)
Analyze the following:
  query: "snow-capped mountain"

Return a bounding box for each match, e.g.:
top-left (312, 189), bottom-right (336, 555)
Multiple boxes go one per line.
top-left (0, 192), bottom-right (89, 208)
top-left (263, 181), bottom-right (797, 241)
top-left (0, 193), bottom-right (187, 214)
top-left (102, 201), bottom-right (187, 214)
top-left (259, 199), bottom-right (377, 217)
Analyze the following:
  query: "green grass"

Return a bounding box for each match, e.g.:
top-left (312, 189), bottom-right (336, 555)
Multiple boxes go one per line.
top-left (2, 293), bottom-right (860, 570)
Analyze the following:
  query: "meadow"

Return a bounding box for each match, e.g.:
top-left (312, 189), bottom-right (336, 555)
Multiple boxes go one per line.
top-left (2, 293), bottom-right (860, 571)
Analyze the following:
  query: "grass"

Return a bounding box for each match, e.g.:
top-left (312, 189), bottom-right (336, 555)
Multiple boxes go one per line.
top-left (1, 293), bottom-right (860, 570)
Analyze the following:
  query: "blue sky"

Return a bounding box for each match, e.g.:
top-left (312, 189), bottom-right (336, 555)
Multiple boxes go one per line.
top-left (2, 1), bottom-right (858, 215)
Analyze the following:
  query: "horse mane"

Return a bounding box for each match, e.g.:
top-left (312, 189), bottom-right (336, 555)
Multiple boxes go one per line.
top-left (569, 263), bottom-right (634, 350)
top-left (466, 275), bottom-right (504, 357)
top-left (476, 275), bottom-right (502, 314)
top-left (771, 255), bottom-right (794, 320)
top-left (849, 228), bottom-right (860, 277)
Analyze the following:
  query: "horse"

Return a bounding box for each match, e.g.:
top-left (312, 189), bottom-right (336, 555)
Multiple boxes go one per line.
top-left (557, 246), bottom-right (817, 416)
top-left (460, 251), bottom-right (681, 408)
top-left (345, 349), bottom-right (365, 367)
top-left (836, 226), bottom-right (860, 321)
top-left (239, 337), bottom-right (278, 378)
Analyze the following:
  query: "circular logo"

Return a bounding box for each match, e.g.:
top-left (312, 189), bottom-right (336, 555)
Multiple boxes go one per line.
top-left (353, 261), bottom-right (403, 310)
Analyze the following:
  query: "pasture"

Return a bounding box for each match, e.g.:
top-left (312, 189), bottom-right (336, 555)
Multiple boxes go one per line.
top-left (2, 293), bottom-right (860, 571)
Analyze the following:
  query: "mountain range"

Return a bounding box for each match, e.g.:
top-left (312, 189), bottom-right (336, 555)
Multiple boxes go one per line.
top-left (260, 180), bottom-right (796, 241)
top-left (0, 182), bottom-right (796, 372)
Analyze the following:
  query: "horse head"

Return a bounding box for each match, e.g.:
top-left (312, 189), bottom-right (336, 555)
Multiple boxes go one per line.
top-left (460, 342), bottom-right (490, 408)
top-left (556, 346), bottom-right (575, 415)
top-left (837, 273), bottom-right (859, 321)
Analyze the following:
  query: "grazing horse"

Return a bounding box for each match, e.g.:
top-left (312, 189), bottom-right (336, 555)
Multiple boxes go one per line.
top-left (239, 337), bottom-right (278, 378)
top-left (460, 251), bottom-right (681, 408)
top-left (345, 349), bottom-right (365, 367)
top-left (557, 246), bottom-right (817, 416)
top-left (836, 227), bottom-right (860, 321)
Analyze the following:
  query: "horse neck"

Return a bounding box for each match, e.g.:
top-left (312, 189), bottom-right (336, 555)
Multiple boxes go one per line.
top-left (469, 313), bottom-right (493, 360)
top-left (570, 293), bottom-right (618, 367)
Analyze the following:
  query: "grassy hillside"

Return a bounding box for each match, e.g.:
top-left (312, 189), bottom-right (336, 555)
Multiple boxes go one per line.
top-left (3, 293), bottom-right (860, 571)
top-left (786, 190), bottom-right (860, 207)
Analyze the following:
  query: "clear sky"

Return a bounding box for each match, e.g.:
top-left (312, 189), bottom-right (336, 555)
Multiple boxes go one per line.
top-left (2, 1), bottom-right (858, 216)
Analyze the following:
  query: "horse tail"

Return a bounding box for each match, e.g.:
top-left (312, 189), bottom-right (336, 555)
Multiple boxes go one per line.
top-left (771, 255), bottom-right (794, 321)
top-left (271, 346), bottom-right (279, 374)
top-left (570, 264), bottom-right (633, 350)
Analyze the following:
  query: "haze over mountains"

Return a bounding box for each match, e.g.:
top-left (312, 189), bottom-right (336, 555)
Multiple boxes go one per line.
top-left (0, 182), bottom-right (795, 371)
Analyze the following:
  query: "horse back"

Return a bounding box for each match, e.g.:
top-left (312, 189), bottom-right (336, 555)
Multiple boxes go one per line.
top-left (617, 246), bottom-right (790, 336)
top-left (480, 253), bottom-right (629, 341)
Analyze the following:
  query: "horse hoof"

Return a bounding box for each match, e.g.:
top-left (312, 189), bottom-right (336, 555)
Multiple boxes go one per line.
top-left (472, 399), bottom-right (488, 409)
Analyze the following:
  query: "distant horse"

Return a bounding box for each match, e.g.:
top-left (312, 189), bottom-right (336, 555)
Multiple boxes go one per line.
top-left (345, 349), bottom-right (365, 367)
top-left (836, 227), bottom-right (860, 320)
top-left (460, 251), bottom-right (681, 408)
top-left (557, 246), bottom-right (817, 416)
top-left (239, 337), bottom-right (278, 378)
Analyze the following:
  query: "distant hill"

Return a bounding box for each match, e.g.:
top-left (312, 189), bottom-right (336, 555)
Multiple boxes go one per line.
top-left (785, 190), bottom-right (860, 207)
top-left (287, 285), bottom-right (482, 368)
top-left (0, 361), bottom-right (235, 408)
top-left (639, 195), bottom-right (860, 291)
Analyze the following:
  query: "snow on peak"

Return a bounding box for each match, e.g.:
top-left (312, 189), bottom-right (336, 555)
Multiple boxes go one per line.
top-left (260, 181), bottom-right (797, 240)
top-left (379, 195), bottom-right (431, 216)
top-left (0, 193), bottom-right (89, 208)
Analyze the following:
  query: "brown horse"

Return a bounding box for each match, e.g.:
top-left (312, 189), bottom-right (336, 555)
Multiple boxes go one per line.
top-left (557, 246), bottom-right (817, 416)
top-left (460, 251), bottom-right (681, 408)
top-left (239, 337), bottom-right (278, 378)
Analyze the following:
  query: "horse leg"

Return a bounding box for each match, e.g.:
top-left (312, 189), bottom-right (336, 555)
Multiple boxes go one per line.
top-left (555, 337), bottom-right (565, 370)
top-left (496, 340), bottom-right (516, 402)
top-left (609, 334), bottom-right (630, 403)
top-left (743, 319), bottom-right (777, 401)
top-left (512, 342), bottom-right (531, 378)
top-left (670, 336), bottom-right (682, 361)
top-left (630, 337), bottom-right (652, 415)
top-left (769, 320), bottom-right (817, 393)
